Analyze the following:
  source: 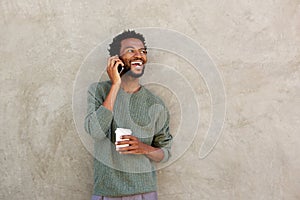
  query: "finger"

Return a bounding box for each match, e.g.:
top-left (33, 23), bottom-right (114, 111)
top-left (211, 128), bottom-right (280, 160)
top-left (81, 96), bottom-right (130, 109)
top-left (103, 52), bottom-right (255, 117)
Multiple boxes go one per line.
top-left (107, 55), bottom-right (118, 66)
top-left (121, 135), bottom-right (137, 140)
top-left (115, 146), bottom-right (128, 152)
top-left (108, 59), bottom-right (124, 73)
top-left (116, 145), bottom-right (137, 152)
top-left (118, 149), bottom-right (142, 154)
top-left (115, 141), bottom-right (129, 145)
top-left (107, 55), bottom-right (121, 69)
top-left (115, 140), bottom-right (137, 146)
top-left (108, 55), bottom-right (119, 61)
top-left (113, 60), bottom-right (124, 69)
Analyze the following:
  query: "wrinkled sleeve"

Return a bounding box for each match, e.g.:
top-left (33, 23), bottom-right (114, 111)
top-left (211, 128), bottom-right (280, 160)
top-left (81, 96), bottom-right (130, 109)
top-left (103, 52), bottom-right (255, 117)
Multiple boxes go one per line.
top-left (84, 83), bottom-right (113, 141)
top-left (152, 107), bottom-right (173, 163)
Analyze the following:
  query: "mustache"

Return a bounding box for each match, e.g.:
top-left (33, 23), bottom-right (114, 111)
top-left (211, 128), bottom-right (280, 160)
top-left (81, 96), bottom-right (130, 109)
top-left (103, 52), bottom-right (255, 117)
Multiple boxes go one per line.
top-left (131, 58), bottom-right (145, 62)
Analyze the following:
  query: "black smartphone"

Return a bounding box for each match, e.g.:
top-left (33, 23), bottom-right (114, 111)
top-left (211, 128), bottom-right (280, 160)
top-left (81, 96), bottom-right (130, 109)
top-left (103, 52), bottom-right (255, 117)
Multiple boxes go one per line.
top-left (117, 57), bottom-right (129, 76)
top-left (118, 64), bottom-right (124, 74)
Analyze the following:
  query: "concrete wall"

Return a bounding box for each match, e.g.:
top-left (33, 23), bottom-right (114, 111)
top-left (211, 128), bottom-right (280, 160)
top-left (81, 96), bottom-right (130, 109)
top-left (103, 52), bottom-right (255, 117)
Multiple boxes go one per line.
top-left (1, 1), bottom-right (299, 199)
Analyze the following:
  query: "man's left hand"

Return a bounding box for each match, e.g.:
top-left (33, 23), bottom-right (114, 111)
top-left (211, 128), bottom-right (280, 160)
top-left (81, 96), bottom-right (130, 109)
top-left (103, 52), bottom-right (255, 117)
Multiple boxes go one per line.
top-left (115, 135), bottom-right (165, 162)
top-left (115, 135), bottom-right (150, 155)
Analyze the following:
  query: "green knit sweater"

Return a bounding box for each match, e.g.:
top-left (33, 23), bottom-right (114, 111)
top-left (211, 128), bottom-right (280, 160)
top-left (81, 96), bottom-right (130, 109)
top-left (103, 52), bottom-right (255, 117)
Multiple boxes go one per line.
top-left (84, 81), bottom-right (173, 197)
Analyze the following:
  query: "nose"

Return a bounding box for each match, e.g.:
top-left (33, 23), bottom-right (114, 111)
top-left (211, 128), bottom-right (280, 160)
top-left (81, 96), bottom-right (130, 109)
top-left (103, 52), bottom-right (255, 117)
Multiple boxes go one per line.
top-left (134, 50), bottom-right (142, 58)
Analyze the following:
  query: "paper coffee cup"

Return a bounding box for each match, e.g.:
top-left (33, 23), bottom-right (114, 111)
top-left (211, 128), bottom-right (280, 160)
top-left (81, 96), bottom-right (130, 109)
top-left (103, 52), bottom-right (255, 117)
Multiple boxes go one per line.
top-left (115, 128), bottom-right (132, 149)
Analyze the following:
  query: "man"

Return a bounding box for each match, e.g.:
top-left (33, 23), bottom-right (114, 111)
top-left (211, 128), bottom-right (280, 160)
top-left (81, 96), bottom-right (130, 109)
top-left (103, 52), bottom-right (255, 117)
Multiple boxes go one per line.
top-left (85, 30), bottom-right (173, 200)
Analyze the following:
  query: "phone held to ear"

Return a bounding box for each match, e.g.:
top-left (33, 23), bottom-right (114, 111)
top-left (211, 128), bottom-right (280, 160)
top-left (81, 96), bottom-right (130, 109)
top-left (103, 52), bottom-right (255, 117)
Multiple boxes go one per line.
top-left (117, 57), bottom-right (129, 76)
top-left (118, 64), bottom-right (124, 74)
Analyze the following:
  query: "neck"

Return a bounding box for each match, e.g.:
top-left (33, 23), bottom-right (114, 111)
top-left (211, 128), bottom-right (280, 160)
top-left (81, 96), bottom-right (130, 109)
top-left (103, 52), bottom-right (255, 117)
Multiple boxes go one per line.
top-left (121, 75), bottom-right (141, 93)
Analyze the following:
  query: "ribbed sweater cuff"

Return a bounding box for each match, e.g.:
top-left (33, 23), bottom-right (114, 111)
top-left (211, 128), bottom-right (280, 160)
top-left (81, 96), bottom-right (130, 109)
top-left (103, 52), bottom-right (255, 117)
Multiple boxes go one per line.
top-left (160, 147), bottom-right (170, 163)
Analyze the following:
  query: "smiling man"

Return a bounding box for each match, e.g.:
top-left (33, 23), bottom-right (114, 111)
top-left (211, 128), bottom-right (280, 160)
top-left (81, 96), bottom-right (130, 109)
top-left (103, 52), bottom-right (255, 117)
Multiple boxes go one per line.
top-left (85, 30), bottom-right (173, 200)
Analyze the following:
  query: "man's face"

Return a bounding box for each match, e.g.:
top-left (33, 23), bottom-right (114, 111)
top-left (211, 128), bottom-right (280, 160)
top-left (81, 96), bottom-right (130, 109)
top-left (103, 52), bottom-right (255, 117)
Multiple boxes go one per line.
top-left (119, 38), bottom-right (147, 78)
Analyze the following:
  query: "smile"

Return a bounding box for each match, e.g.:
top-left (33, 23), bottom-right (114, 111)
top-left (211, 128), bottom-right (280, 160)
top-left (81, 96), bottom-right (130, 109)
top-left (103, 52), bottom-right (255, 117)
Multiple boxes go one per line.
top-left (131, 61), bottom-right (143, 69)
top-left (131, 61), bottom-right (143, 66)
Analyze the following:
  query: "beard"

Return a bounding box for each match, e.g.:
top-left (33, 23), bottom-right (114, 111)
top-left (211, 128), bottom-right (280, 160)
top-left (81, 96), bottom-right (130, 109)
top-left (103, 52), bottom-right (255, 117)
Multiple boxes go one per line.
top-left (125, 66), bottom-right (145, 78)
top-left (119, 56), bottom-right (146, 78)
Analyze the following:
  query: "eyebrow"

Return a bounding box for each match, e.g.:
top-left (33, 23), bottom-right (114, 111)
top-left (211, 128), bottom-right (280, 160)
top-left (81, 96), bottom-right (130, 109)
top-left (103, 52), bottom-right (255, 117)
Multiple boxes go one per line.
top-left (123, 46), bottom-right (146, 50)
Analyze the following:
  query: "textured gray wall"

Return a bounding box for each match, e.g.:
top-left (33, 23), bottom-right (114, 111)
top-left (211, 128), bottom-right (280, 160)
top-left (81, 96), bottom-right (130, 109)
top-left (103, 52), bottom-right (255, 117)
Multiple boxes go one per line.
top-left (1, 1), bottom-right (300, 200)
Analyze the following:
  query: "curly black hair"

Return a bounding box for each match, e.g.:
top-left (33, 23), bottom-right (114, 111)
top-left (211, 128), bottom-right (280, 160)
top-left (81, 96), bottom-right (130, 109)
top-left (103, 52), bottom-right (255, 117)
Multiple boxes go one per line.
top-left (108, 30), bottom-right (147, 56)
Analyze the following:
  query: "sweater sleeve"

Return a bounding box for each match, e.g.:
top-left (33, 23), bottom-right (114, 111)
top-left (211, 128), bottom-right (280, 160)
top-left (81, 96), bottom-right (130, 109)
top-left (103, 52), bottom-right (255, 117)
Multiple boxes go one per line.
top-left (84, 82), bottom-right (113, 141)
top-left (152, 107), bottom-right (173, 163)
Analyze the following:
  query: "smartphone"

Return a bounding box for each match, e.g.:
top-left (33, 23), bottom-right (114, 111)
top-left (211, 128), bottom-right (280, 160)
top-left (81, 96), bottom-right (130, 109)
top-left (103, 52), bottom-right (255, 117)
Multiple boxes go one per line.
top-left (118, 64), bottom-right (124, 74)
top-left (117, 57), bottom-right (129, 76)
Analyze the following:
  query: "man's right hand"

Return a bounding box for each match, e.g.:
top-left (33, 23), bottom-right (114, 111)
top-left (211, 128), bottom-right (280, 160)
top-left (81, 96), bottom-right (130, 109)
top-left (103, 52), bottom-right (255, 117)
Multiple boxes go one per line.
top-left (102, 55), bottom-right (124, 111)
top-left (107, 55), bottom-right (124, 85)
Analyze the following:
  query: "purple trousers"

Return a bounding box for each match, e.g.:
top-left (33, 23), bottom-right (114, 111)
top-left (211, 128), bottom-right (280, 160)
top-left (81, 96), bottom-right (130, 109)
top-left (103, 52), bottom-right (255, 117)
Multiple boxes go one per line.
top-left (91, 191), bottom-right (158, 200)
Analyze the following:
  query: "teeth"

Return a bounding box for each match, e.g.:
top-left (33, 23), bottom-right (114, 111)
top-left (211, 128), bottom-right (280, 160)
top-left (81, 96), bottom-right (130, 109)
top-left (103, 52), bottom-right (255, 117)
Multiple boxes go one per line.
top-left (131, 61), bottom-right (142, 65)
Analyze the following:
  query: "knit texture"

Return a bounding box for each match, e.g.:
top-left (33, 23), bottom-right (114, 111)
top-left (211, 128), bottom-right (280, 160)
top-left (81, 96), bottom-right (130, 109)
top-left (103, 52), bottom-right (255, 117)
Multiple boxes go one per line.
top-left (84, 81), bottom-right (173, 197)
